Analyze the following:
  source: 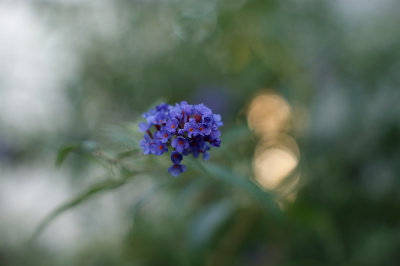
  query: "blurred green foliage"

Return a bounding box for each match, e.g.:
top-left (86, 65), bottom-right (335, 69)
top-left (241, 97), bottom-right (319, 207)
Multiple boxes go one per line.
top-left (2, 0), bottom-right (400, 265)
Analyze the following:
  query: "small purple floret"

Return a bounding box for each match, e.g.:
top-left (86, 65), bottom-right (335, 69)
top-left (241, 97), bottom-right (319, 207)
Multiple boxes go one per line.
top-left (153, 142), bottom-right (168, 156)
top-left (139, 134), bottom-right (152, 155)
top-left (171, 151), bottom-right (183, 164)
top-left (155, 130), bottom-right (171, 143)
top-left (138, 122), bottom-right (151, 132)
top-left (168, 163), bottom-right (187, 177)
top-left (166, 119), bottom-right (179, 133)
top-left (171, 137), bottom-right (189, 153)
top-left (184, 121), bottom-right (198, 138)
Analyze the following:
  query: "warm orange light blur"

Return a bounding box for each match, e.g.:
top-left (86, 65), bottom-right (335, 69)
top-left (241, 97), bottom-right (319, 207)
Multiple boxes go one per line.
top-left (248, 91), bottom-right (300, 198)
top-left (254, 147), bottom-right (298, 190)
top-left (247, 92), bottom-right (291, 135)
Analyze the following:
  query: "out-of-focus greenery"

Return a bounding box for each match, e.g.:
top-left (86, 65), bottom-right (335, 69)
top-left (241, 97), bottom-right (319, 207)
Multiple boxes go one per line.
top-left (1, 0), bottom-right (400, 265)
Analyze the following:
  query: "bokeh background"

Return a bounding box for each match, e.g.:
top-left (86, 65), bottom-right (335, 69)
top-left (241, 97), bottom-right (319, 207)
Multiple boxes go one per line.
top-left (1, 0), bottom-right (400, 265)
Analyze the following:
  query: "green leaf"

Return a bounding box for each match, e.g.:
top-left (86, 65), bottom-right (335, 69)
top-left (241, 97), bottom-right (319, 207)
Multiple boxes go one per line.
top-left (130, 179), bottom-right (172, 218)
top-left (55, 143), bottom-right (80, 167)
top-left (188, 200), bottom-right (234, 249)
top-left (30, 177), bottom-right (129, 241)
top-left (221, 125), bottom-right (252, 145)
top-left (55, 141), bottom-right (99, 167)
top-left (103, 126), bottom-right (140, 149)
top-left (195, 161), bottom-right (282, 218)
top-left (117, 150), bottom-right (136, 159)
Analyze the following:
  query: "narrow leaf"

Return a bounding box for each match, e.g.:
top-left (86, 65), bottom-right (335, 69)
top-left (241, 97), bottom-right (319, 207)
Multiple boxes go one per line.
top-left (196, 161), bottom-right (282, 218)
top-left (31, 178), bottom-right (128, 241)
top-left (55, 143), bottom-right (80, 167)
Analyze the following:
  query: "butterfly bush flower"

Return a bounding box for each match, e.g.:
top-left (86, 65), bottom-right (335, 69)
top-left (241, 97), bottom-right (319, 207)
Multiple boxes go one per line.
top-left (139, 101), bottom-right (223, 176)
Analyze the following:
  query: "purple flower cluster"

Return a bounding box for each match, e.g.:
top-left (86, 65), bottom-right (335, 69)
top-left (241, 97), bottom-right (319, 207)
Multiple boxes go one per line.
top-left (139, 101), bottom-right (223, 176)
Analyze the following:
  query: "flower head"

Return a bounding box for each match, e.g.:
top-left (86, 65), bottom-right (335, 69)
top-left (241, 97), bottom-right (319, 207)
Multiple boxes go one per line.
top-left (139, 102), bottom-right (223, 176)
